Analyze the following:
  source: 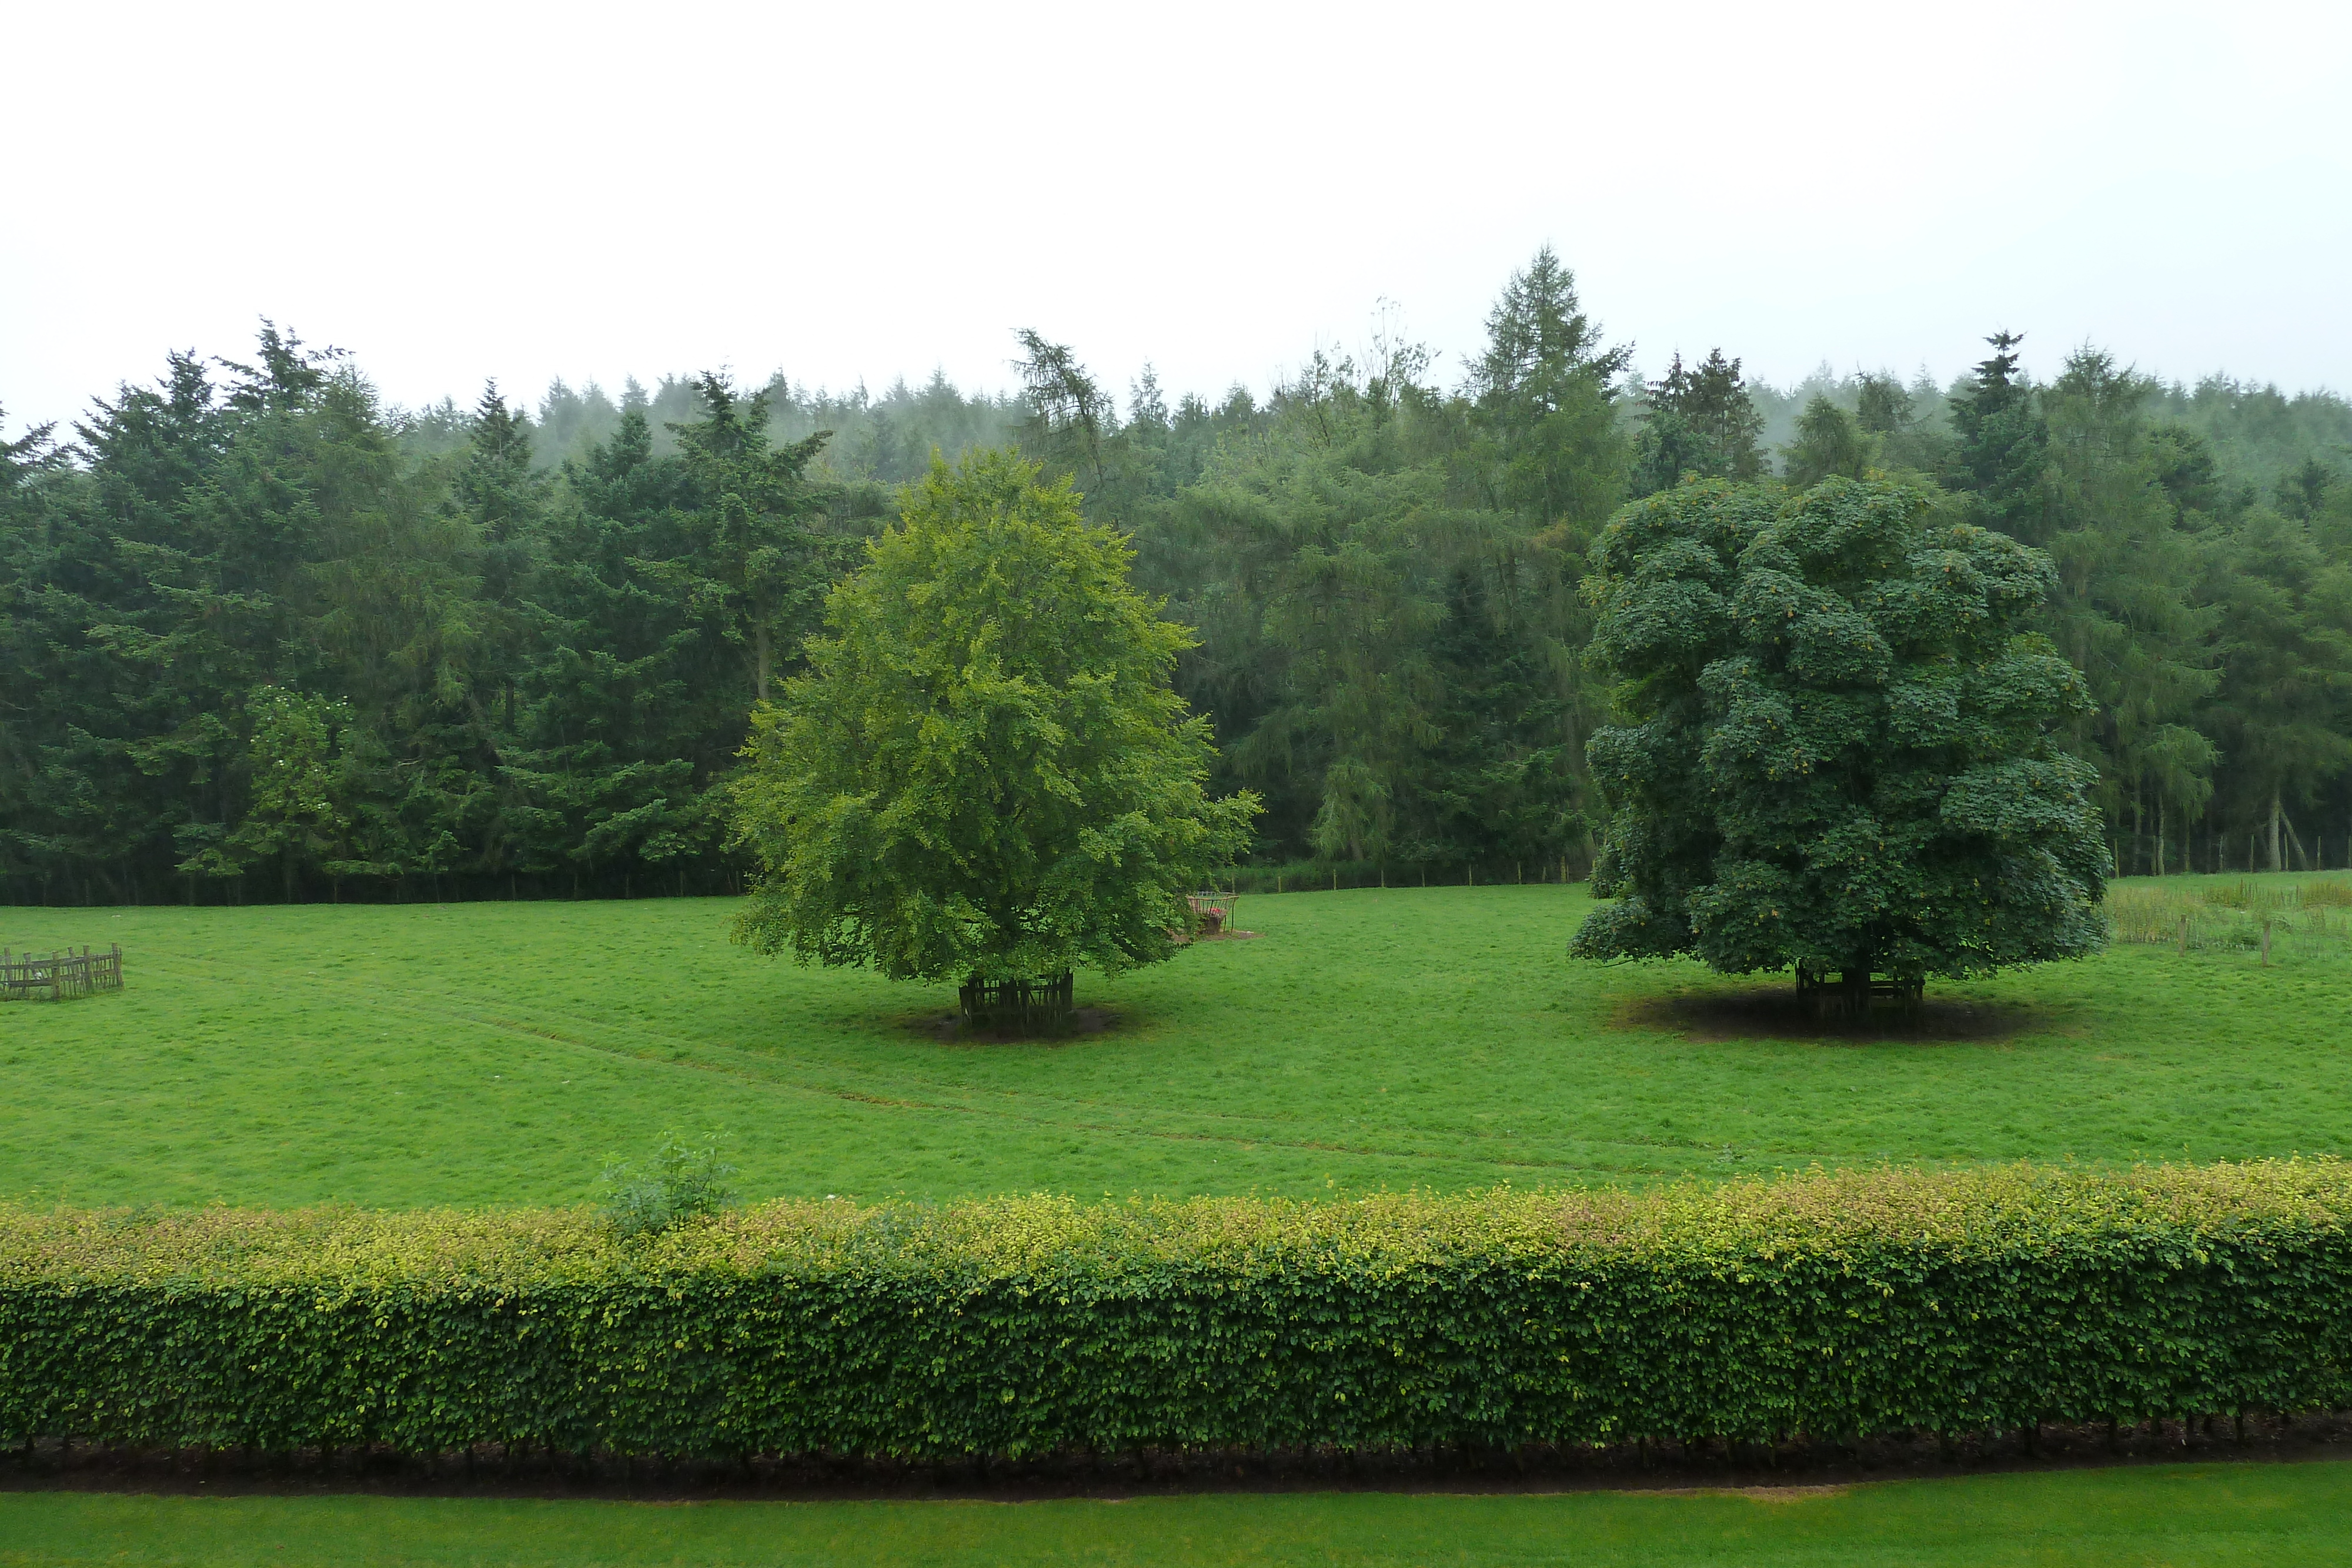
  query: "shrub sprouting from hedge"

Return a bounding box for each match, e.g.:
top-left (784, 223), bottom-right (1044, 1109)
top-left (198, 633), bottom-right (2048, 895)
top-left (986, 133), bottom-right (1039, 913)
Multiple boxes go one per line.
top-left (4, 1161), bottom-right (2352, 1460)
top-left (599, 1131), bottom-right (737, 1238)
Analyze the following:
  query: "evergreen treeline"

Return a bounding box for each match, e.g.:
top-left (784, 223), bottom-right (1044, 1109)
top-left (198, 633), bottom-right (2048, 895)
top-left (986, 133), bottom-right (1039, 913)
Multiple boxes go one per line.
top-left (5, 255), bottom-right (2349, 906)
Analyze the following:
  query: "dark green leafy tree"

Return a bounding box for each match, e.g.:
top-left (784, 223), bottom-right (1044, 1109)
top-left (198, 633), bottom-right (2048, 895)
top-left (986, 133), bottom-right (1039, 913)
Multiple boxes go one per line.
top-left (1139, 347), bottom-right (1420, 862)
top-left (729, 450), bottom-right (1259, 1027)
top-left (1571, 476), bottom-right (2107, 1007)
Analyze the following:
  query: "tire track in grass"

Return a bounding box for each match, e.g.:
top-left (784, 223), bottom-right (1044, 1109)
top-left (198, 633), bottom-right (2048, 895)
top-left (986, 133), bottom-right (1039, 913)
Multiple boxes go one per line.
top-left (395, 999), bottom-right (1866, 1178)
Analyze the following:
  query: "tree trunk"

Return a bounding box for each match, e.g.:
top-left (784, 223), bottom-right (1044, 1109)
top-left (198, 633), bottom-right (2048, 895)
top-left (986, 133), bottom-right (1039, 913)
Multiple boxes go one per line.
top-left (2269, 788), bottom-right (2284, 873)
top-left (2155, 799), bottom-right (2167, 878)
top-left (2277, 805), bottom-right (2310, 872)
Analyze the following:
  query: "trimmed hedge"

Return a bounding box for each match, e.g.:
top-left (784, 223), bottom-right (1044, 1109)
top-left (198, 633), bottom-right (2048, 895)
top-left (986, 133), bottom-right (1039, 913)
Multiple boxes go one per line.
top-left (4, 1162), bottom-right (2351, 1459)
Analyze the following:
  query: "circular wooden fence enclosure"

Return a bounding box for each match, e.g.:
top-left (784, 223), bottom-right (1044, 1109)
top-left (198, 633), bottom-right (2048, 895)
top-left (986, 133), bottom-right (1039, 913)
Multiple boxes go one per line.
top-left (957, 971), bottom-right (1075, 1032)
top-left (1, 944), bottom-right (124, 1002)
top-left (1795, 966), bottom-right (1924, 1021)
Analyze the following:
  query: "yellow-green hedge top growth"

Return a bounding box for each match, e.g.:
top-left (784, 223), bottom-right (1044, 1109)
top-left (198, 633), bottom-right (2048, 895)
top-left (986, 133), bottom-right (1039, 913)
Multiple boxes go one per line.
top-left (8, 1161), bottom-right (2352, 1463)
top-left (727, 449), bottom-right (1259, 989)
top-left (8, 1159), bottom-right (2349, 1288)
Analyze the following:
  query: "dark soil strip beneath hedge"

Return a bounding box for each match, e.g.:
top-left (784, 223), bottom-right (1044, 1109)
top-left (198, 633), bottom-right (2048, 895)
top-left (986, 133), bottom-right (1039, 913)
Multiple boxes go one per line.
top-left (9, 1415), bottom-right (2352, 1503)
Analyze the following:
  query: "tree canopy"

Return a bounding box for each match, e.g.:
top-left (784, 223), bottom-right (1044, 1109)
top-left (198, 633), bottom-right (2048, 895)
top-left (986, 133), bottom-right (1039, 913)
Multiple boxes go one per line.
top-left (1569, 476), bottom-right (2109, 998)
top-left (5, 259), bottom-right (2351, 910)
top-left (726, 450), bottom-right (1258, 1011)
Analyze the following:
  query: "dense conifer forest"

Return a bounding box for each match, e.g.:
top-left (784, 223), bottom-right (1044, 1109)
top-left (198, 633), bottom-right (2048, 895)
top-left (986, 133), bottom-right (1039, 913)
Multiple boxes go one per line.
top-left (5, 251), bottom-right (2348, 905)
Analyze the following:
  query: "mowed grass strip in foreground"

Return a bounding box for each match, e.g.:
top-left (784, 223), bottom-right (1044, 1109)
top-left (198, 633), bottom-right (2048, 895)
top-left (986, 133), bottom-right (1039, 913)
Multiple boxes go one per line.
top-left (1, 876), bottom-right (2347, 1209)
top-left (0, 1462), bottom-right (2346, 1567)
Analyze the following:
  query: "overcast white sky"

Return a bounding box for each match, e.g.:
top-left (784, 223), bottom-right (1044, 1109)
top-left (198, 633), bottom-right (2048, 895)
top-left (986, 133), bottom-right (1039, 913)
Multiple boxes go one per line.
top-left (5, 0), bottom-right (2347, 435)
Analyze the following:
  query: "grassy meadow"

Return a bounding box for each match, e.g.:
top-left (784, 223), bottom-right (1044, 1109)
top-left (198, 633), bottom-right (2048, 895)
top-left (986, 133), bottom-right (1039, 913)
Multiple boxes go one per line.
top-left (1, 873), bottom-right (2346, 1209)
top-left (2, 1461), bottom-right (2348, 1566)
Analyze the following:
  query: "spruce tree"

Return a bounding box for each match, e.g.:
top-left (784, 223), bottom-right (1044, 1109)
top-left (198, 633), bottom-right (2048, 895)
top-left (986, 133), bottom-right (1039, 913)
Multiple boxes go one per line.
top-left (1632, 349), bottom-right (1765, 493)
top-left (1782, 395), bottom-right (1869, 487)
top-left (1856, 375), bottom-right (1913, 436)
top-left (666, 375), bottom-right (840, 704)
top-left (1465, 245), bottom-right (1629, 527)
top-left (1947, 331), bottom-right (2047, 539)
top-left (1683, 349), bottom-right (1766, 480)
top-left (503, 406), bottom-right (720, 894)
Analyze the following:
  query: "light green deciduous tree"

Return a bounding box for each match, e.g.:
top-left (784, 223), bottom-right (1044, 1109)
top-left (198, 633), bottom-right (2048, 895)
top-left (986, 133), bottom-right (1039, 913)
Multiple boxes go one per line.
top-left (185, 687), bottom-right (357, 901)
top-left (729, 450), bottom-right (1258, 1029)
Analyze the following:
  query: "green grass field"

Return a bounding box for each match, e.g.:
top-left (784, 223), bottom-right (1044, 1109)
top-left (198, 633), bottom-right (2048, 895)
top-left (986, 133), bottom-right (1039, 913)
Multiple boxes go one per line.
top-left (2, 874), bottom-right (2346, 1209)
top-left (2, 1461), bottom-right (2348, 1566)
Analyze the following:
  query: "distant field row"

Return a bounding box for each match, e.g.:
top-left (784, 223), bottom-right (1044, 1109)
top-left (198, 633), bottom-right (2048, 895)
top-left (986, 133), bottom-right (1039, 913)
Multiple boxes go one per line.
top-left (0, 875), bottom-right (2346, 1209)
